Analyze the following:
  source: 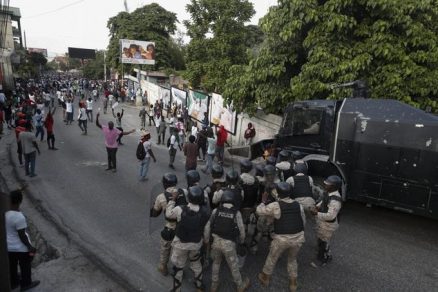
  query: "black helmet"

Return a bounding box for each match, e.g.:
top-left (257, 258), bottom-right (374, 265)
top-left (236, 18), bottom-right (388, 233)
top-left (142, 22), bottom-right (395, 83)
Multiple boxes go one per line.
top-left (240, 159), bottom-right (253, 173)
top-left (324, 175), bottom-right (342, 190)
top-left (226, 170), bottom-right (239, 185)
top-left (188, 186), bottom-right (204, 205)
top-left (266, 156), bottom-right (277, 165)
top-left (263, 165), bottom-right (276, 176)
top-left (293, 162), bottom-right (308, 175)
top-left (186, 170), bottom-right (200, 186)
top-left (255, 165), bottom-right (264, 177)
top-left (278, 150), bottom-right (290, 162)
top-left (162, 173), bottom-right (177, 189)
top-left (211, 164), bottom-right (224, 179)
top-left (221, 189), bottom-right (235, 205)
top-left (276, 182), bottom-right (292, 198)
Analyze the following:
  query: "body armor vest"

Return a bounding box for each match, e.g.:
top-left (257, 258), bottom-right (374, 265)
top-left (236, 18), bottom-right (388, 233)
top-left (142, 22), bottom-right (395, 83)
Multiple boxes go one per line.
top-left (319, 193), bottom-right (342, 223)
top-left (293, 175), bottom-right (313, 198)
top-left (164, 191), bottom-right (187, 222)
top-left (241, 179), bottom-right (259, 209)
top-left (211, 206), bottom-right (239, 242)
top-left (176, 206), bottom-right (209, 243)
top-left (274, 201), bottom-right (304, 234)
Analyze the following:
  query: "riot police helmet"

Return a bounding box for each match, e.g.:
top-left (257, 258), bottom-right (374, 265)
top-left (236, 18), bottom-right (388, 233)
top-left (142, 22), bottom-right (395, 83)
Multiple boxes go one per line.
top-left (293, 161), bottom-right (308, 175)
top-left (255, 165), bottom-right (265, 177)
top-left (263, 164), bottom-right (276, 176)
top-left (186, 170), bottom-right (201, 186)
top-left (226, 169), bottom-right (240, 185)
top-left (240, 159), bottom-right (253, 173)
top-left (221, 189), bottom-right (235, 205)
top-left (211, 164), bottom-right (224, 179)
top-left (187, 186), bottom-right (204, 205)
top-left (324, 175), bottom-right (342, 190)
top-left (266, 156), bottom-right (277, 165)
top-left (276, 182), bottom-right (292, 198)
top-left (278, 150), bottom-right (290, 162)
top-left (162, 173), bottom-right (177, 189)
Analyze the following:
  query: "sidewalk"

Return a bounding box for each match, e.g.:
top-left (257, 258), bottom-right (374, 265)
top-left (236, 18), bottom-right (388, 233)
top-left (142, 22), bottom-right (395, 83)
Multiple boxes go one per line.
top-left (0, 127), bottom-right (126, 292)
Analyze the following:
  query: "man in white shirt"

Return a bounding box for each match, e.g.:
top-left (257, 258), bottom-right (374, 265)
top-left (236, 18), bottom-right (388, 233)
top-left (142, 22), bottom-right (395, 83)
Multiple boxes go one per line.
top-left (168, 127), bottom-right (179, 169)
top-left (78, 104), bottom-right (88, 135)
top-left (139, 130), bottom-right (156, 181)
top-left (86, 97), bottom-right (94, 122)
top-left (6, 190), bottom-right (40, 291)
top-left (65, 98), bottom-right (73, 125)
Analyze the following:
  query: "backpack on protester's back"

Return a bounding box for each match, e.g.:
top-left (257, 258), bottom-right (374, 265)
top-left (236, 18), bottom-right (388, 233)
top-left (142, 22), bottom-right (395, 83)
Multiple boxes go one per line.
top-left (136, 142), bottom-right (146, 160)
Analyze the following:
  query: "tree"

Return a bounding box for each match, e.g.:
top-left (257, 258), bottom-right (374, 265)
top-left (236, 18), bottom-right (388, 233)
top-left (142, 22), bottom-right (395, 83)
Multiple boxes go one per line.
top-left (184, 0), bottom-right (255, 92)
top-left (82, 50), bottom-right (106, 79)
top-left (106, 3), bottom-right (179, 75)
top-left (224, 0), bottom-right (438, 114)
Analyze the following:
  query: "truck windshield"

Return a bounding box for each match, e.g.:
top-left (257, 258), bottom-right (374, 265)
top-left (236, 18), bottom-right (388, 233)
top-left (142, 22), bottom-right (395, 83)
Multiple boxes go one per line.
top-left (283, 108), bottom-right (323, 136)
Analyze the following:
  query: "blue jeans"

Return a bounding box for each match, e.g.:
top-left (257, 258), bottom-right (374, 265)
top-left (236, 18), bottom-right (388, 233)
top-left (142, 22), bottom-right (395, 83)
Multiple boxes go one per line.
top-left (205, 153), bottom-right (214, 173)
top-left (24, 151), bottom-right (36, 176)
top-left (35, 126), bottom-right (44, 141)
top-left (139, 157), bottom-right (151, 179)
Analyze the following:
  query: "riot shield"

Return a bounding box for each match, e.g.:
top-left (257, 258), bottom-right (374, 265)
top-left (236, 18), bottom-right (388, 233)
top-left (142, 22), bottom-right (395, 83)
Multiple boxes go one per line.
top-left (148, 183), bottom-right (166, 236)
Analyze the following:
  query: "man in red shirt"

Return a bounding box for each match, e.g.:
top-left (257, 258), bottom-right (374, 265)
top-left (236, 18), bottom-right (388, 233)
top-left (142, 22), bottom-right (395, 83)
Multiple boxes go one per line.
top-left (215, 125), bottom-right (229, 165)
top-left (44, 107), bottom-right (57, 150)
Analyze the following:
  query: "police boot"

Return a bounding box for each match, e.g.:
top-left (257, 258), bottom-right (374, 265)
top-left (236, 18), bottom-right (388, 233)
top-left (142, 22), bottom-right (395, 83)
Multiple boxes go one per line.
top-left (158, 264), bottom-right (168, 276)
top-left (317, 239), bottom-right (325, 263)
top-left (210, 281), bottom-right (219, 292)
top-left (289, 277), bottom-right (297, 292)
top-left (257, 272), bottom-right (270, 287)
top-left (237, 277), bottom-right (250, 292)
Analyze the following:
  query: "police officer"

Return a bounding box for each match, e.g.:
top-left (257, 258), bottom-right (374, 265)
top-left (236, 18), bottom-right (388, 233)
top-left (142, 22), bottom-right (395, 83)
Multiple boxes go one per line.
top-left (266, 155), bottom-right (277, 166)
top-left (166, 186), bottom-right (210, 292)
top-left (204, 164), bottom-right (226, 209)
top-left (286, 161), bottom-right (316, 215)
top-left (204, 190), bottom-right (250, 292)
top-left (256, 182), bottom-right (305, 292)
top-left (212, 169), bottom-right (243, 208)
top-left (276, 150), bottom-right (295, 181)
top-left (150, 173), bottom-right (185, 276)
top-left (239, 159), bottom-right (259, 244)
top-left (250, 164), bottom-right (279, 254)
top-left (311, 175), bottom-right (342, 265)
top-left (180, 169), bottom-right (209, 208)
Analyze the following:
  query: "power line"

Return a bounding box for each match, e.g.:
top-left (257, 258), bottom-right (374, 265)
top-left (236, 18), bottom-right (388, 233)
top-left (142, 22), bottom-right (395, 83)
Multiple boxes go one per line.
top-left (24, 0), bottom-right (85, 19)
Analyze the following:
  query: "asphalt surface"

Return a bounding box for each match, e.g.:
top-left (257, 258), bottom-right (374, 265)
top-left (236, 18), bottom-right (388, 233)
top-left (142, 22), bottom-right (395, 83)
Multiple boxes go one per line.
top-left (6, 99), bottom-right (438, 292)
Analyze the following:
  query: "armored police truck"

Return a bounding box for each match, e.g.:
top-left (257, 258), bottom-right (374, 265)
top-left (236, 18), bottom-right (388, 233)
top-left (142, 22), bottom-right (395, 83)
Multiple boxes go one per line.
top-left (254, 97), bottom-right (438, 219)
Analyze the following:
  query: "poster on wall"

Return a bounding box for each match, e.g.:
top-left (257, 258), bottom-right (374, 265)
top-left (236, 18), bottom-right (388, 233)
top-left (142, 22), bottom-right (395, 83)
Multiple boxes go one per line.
top-left (171, 87), bottom-right (187, 106)
top-left (187, 90), bottom-right (209, 122)
top-left (158, 86), bottom-right (171, 107)
top-left (120, 39), bottom-right (156, 65)
top-left (210, 93), bottom-right (237, 134)
top-left (142, 80), bottom-right (159, 105)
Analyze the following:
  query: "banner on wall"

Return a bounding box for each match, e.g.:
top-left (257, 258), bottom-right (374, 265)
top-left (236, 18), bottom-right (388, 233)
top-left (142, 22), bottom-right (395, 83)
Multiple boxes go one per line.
top-left (142, 80), bottom-right (159, 105)
top-left (187, 90), bottom-right (209, 122)
top-left (158, 86), bottom-right (171, 107)
top-left (210, 93), bottom-right (237, 134)
top-left (171, 87), bottom-right (187, 106)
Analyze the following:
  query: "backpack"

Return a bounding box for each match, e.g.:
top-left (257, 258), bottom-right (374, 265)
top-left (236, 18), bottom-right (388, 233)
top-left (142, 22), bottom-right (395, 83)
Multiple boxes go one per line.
top-left (136, 142), bottom-right (146, 160)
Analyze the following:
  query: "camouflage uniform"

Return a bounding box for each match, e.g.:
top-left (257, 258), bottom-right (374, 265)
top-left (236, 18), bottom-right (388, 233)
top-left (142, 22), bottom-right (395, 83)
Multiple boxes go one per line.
top-left (256, 198), bottom-right (306, 286)
top-left (166, 201), bottom-right (207, 292)
top-left (204, 204), bottom-right (247, 290)
top-left (315, 190), bottom-right (342, 263)
top-left (151, 187), bottom-right (178, 271)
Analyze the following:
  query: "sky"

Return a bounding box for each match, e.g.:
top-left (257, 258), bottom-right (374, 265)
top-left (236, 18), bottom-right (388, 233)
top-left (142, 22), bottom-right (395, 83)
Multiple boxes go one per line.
top-left (11, 0), bottom-right (277, 56)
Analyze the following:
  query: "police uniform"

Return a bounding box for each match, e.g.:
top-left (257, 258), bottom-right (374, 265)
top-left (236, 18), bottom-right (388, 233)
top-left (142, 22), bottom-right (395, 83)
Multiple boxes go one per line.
top-left (240, 172), bottom-right (259, 245)
top-left (257, 182), bottom-right (306, 292)
top-left (150, 186), bottom-right (187, 275)
top-left (166, 187), bottom-right (209, 292)
top-left (286, 173), bottom-right (316, 214)
top-left (204, 178), bottom-right (226, 210)
top-left (315, 190), bottom-right (342, 264)
top-left (204, 199), bottom-right (249, 292)
top-left (276, 161), bottom-right (295, 181)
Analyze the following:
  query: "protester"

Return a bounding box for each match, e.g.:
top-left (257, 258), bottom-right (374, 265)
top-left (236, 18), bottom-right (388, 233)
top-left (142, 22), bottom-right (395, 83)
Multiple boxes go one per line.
top-left (139, 107), bottom-right (146, 128)
top-left (158, 115), bottom-right (167, 145)
top-left (196, 126), bottom-right (208, 161)
top-left (44, 107), bottom-right (58, 150)
top-left (215, 125), bottom-right (228, 165)
top-left (168, 127), bottom-right (180, 169)
top-left (5, 189), bottom-right (40, 291)
top-left (112, 108), bottom-right (125, 145)
top-left (18, 122), bottom-right (41, 177)
top-left (203, 127), bottom-right (216, 174)
top-left (33, 109), bottom-right (45, 142)
top-left (65, 97), bottom-right (73, 125)
top-left (244, 122), bottom-right (256, 145)
top-left (78, 104), bottom-right (88, 135)
top-left (184, 135), bottom-right (198, 171)
top-left (138, 130), bottom-right (156, 181)
top-left (96, 112), bottom-right (134, 172)
top-left (86, 97), bottom-right (93, 122)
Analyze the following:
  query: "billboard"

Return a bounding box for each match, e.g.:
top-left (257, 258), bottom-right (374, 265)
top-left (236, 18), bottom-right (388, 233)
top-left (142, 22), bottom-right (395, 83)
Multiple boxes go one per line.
top-left (210, 93), bottom-right (237, 134)
top-left (28, 48), bottom-right (48, 57)
top-left (120, 39), bottom-right (155, 65)
top-left (68, 47), bottom-right (96, 59)
top-left (187, 90), bottom-right (209, 122)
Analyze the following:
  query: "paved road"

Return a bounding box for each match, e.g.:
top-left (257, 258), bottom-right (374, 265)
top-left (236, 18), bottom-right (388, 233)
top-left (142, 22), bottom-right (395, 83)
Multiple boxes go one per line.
top-left (8, 100), bottom-right (438, 292)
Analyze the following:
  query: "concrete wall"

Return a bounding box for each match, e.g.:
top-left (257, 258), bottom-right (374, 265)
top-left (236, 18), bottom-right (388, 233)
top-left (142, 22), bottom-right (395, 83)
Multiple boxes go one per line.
top-left (229, 111), bottom-right (283, 146)
top-left (0, 14), bottom-right (15, 89)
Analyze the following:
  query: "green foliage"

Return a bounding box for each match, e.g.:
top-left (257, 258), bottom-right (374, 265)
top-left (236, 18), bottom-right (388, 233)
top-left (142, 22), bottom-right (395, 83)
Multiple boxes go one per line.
top-left (224, 0), bottom-right (438, 114)
top-left (106, 3), bottom-right (181, 75)
top-left (13, 50), bottom-right (48, 78)
top-left (184, 0), bottom-right (255, 92)
top-left (83, 50), bottom-right (106, 79)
